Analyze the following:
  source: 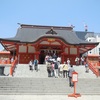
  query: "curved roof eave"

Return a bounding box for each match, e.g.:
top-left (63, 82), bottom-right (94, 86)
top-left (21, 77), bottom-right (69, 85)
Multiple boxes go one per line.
top-left (27, 35), bottom-right (99, 45)
top-left (29, 35), bottom-right (71, 45)
top-left (0, 38), bottom-right (20, 42)
top-left (0, 35), bottom-right (99, 46)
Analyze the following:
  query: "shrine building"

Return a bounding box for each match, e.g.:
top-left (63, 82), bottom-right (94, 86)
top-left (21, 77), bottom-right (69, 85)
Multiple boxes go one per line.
top-left (0, 24), bottom-right (99, 64)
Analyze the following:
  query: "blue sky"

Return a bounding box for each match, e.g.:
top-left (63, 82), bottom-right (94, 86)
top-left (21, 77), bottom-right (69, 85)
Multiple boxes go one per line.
top-left (0, 0), bottom-right (100, 50)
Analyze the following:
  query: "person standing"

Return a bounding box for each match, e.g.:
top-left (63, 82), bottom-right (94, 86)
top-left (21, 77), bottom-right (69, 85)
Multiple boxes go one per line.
top-left (51, 62), bottom-right (55, 77)
top-left (75, 57), bottom-right (79, 66)
top-left (67, 58), bottom-right (70, 68)
top-left (57, 56), bottom-right (61, 63)
top-left (62, 62), bottom-right (68, 78)
top-left (54, 60), bottom-right (59, 78)
top-left (45, 54), bottom-right (49, 64)
top-left (80, 56), bottom-right (85, 65)
top-left (57, 56), bottom-right (61, 77)
top-left (85, 62), bottom-right (89, 73)
top-left (46, 62), bottom-right (52, 77)
top-left (29, 60), bottom-right (33, 71)
top-left (11, 57), bottom-right (14, 63)
top-left (52, 53), bottom-right (57, 60)
top-left (34, 59), bottom-right (39, 71)
top-left (68, 65), bottom-right (75, 87)
top-left (59, 64), bottom-right (63, 78)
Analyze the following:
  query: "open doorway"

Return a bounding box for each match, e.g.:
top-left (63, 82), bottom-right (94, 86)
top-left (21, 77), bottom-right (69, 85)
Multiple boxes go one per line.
top-left (39, 49), bottom-right (62, 64)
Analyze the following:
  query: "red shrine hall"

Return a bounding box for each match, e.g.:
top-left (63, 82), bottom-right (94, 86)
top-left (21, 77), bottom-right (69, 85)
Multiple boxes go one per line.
top-left (0, 24), bottom-right (99, 64)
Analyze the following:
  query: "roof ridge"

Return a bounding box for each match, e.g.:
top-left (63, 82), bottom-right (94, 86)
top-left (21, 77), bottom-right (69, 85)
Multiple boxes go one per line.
top-left (20, 24), bottom-right (73, 30)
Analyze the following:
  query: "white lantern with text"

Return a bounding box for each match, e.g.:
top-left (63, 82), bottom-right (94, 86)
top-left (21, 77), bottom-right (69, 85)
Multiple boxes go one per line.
top-left (72, 71), bottom-right (78, 82)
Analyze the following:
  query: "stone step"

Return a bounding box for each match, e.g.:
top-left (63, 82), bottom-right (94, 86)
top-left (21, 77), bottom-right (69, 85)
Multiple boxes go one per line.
top-left (14, 64), bottom-right (48, 78)
top-left (0, 77), bottom-right (100, 95)
top-left (0, 64), bottom-right (99, 95)
top-left (0, 77), bottom-right (71, 95)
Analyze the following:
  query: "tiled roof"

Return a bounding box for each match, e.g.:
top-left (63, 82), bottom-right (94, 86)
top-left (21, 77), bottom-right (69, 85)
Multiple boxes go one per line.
top-left (0, 24), bottom-right (98, 45)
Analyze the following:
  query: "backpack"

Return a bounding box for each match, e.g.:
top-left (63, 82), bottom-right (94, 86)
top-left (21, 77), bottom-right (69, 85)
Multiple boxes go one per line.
top-left (54, 62), bottom-right (58, 69)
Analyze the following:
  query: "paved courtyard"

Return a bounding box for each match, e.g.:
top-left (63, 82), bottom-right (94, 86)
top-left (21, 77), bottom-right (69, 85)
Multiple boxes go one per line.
top-left (0, 64), bottom-right (100, 100)
top-left (0, 95), bottom-right (100, 100)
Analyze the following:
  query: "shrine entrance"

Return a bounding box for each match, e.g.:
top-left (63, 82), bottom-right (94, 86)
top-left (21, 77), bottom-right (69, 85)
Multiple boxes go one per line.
top-left (36, 38), bottom-right (64, 64)
top-left (39, 46), bottom-right (62, 64)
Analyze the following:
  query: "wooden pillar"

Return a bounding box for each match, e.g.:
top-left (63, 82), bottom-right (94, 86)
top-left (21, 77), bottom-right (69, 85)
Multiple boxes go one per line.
top-left (68, 46), bottom-right (70, 54)
top-left (16, 44), bottom-right (19, 59)
top-left (61, 52), bottom-right (66, 64)
top-left (77, 47), bottom-right (80, 57)
top-left (34, 51), bottom-right (40, 62)
top-left (16, 44), bottom-right (20, 64)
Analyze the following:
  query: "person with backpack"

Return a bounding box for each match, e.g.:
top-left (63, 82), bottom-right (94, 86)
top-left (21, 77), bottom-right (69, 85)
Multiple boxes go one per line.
top-left (33, 59), bottom-right (39, 71)
top-left (68, 65), bottom-right (75, 87)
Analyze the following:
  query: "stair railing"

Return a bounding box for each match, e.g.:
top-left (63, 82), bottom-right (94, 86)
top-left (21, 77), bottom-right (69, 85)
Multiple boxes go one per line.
top-left (10, 58), bottom-right (18, 76)
top-left (88, 61), bottom-right (99, 77)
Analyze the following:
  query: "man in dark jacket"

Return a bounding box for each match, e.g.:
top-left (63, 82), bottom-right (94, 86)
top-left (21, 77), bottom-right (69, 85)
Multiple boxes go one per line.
top-left (68, 65), bottom-right (75, 87)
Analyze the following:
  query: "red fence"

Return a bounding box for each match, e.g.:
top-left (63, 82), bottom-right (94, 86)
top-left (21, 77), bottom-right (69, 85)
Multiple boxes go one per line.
top-left (10, 59), bottom-right (18, 76)
top-left (88, 61), bottom-right (99, 77)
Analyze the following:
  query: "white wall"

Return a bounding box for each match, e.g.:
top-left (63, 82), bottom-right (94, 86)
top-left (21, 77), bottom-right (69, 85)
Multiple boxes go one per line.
top-left (86, 35), bottom-right (100, 55)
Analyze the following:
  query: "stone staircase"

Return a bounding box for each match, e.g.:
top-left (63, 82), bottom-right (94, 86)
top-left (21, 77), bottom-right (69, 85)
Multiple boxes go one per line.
top-left (14, 64), bottom-right (48, 78)
top-left (0, 77), bottom-right (72, 95)
top-left (14, 64), bottom-right (97, 78)
top-left (73, 65), bottom-right (97, 78)
top-left (0, 64), bottom-right (100, 95)
top-left (0, 77), bottom-right (100, 95)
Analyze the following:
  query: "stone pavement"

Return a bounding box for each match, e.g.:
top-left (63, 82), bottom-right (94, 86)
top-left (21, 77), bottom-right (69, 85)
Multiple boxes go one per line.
top-left (0, 95), bottom-right (100, 100)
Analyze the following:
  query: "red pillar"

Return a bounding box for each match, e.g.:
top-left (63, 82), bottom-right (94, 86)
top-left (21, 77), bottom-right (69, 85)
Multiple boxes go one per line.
top-left (61, 52), bottom-right (66, 64)
top-left (34, 51), bottom-right (40, 62)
